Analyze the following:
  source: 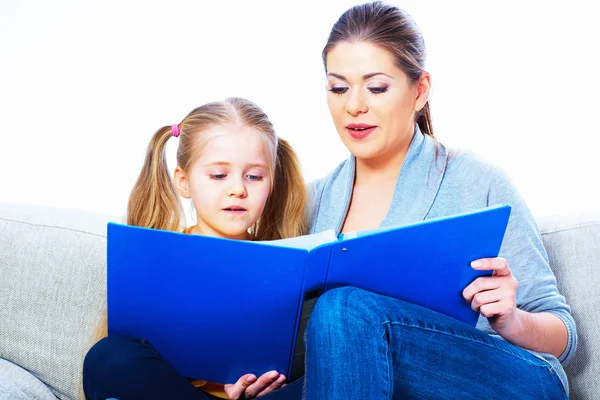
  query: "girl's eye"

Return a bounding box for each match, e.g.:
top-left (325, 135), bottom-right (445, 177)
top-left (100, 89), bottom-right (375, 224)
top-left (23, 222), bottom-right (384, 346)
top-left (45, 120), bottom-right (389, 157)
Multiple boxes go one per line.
top-left (369, 87), bottom-right (388, 94)
top-left (210, 174), bottom-right (227, 180)
top-left (329, 87), bottom-right (348, 95)
top-left (247, 175), bottom-right (263, 181)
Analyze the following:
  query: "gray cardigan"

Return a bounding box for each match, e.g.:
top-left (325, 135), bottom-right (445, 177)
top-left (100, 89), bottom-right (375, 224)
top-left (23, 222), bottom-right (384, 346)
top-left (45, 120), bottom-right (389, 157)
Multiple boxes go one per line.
top-left (308, 127), bottom-right (576, 395)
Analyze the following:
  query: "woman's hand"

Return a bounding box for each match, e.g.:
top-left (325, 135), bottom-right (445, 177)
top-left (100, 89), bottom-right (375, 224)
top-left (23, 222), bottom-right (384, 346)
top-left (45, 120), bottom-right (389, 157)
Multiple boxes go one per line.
top-left (462, 257), bottom-right (521, 337)
top-left (224, 370), bottom-right (287, 399)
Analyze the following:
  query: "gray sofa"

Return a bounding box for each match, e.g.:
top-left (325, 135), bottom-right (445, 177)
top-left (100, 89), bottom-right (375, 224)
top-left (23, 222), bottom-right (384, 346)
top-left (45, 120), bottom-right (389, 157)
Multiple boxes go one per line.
top-left (0, 202), bottom-right (599, 399)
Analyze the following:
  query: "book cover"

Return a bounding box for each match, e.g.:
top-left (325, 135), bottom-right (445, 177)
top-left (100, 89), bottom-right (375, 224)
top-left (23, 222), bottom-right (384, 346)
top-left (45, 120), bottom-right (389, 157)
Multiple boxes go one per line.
top-left (107, 204), bottom-right (511, 383)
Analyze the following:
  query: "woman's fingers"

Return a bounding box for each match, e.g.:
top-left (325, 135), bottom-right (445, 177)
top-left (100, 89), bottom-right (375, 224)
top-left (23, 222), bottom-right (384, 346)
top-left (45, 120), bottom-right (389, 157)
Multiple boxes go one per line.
top-left (470, 257), bottom-right (511, 276)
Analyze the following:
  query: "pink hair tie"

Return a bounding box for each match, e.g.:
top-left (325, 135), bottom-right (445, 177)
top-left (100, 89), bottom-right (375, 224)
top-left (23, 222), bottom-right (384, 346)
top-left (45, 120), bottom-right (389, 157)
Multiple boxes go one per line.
top-left (172, 124), bottom-right (180, 138)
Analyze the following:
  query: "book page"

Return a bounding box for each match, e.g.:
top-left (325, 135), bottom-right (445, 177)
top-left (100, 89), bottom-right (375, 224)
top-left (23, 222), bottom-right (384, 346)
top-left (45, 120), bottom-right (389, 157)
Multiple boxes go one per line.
top-left (263, 229), bottom-right (338, 250)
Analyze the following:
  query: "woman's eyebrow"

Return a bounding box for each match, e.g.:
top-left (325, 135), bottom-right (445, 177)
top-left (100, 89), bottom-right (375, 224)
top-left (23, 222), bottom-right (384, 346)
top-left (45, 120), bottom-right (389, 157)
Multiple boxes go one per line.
top-left (328, 72), bottom-right (393, 81)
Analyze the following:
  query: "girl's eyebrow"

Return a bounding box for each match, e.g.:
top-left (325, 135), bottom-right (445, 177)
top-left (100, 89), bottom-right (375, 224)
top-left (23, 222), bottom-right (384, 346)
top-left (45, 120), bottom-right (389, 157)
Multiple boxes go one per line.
top-left (204, 161), bottom-right (267, 169)
top-left (328, 72), bottom-right (394, 81)
top-left (246, 163), bottom-right (268, 169)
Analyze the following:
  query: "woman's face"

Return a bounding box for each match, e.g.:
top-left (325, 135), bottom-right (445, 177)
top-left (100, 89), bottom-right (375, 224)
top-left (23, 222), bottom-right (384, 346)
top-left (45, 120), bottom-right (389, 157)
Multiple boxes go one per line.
top-left (326, 41), bottom-right (429, 162)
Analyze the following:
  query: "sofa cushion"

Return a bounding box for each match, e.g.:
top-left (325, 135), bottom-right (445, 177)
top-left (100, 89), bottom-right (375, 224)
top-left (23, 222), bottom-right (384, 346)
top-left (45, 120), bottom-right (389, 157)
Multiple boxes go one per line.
top-left (0, 203), bottom-right (117, 400)
top-left (538, 213), bottom-right (600, 400)
top-left (0, 358), bottom-right (58, 400)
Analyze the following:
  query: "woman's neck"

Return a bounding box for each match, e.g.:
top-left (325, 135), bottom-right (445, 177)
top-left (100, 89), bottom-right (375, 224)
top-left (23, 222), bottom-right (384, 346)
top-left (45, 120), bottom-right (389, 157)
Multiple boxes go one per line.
top-left (354, 137), bottom-right (412, 187)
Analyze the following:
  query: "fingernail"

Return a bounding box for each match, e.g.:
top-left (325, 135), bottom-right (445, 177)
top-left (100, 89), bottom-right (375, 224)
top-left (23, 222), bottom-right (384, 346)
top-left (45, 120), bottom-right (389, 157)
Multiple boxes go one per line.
top-left (268, 371), bottom-right (279, 379)
top-left (246, 376), bottom-right (256, 384)
top-left (471, 260), bottom-right (482, 268)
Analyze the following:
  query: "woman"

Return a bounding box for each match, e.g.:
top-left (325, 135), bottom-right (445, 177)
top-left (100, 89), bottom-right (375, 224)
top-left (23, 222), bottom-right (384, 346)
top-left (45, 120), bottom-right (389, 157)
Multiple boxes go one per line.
top-left (302, 1), bottom-right (575, 399)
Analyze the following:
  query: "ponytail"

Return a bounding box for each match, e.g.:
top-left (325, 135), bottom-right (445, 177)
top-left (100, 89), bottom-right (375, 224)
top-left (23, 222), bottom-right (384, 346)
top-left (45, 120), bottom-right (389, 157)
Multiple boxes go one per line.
top-left (126, 125), bottom-right (184, 232)
top-left (417, 102), bottom-right (434, 138)
top-left (253, 138), bottom-right (308, 241)
top-left (92, 126), bottom-right (184, 350)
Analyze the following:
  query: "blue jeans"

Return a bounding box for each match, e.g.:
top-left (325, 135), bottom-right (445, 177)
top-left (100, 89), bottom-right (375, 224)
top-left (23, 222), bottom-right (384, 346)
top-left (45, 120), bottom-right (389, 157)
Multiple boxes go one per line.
top-left (82, 335), bottom-right (304, 400)
top-left (303, 287), bottom-right (567, 399)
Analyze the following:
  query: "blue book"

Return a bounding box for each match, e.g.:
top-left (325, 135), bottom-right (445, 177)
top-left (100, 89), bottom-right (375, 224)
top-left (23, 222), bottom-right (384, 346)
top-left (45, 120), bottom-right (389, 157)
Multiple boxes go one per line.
top-left (107, 204), bottom-right (511, 384)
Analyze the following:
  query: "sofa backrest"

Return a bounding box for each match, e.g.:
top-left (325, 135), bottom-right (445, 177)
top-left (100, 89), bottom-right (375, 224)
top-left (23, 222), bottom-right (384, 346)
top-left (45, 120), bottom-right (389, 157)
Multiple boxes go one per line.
top-left (0, 203), bottom-right (117, 400)
top-left (538, 213), bottom-right (600, 399)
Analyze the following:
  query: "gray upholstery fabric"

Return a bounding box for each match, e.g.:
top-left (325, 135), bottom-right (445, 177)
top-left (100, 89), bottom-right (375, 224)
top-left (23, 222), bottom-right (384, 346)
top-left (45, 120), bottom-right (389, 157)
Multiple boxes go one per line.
top-left (538, 213), bottom-right (600, 399)
top-left (0, 203), bottom-right (118, 400)
top-left (0, 358), bottom-right (57, 400)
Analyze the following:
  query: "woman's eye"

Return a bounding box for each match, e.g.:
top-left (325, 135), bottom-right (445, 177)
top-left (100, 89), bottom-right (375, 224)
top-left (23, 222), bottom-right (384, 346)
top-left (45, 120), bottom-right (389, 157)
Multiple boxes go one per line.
top-left (329, 87), bottom-right (348, 95)
top-left (247, 175), bottom-right (263, 181)
top-left (369, 87), bottom-right (388, 94)
top-left (210, 174), bottom-right (227, 180)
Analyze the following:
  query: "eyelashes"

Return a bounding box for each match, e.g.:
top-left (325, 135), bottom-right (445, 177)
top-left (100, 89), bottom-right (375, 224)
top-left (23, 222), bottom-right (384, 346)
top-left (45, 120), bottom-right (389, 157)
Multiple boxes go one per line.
top-left (209, 174), bottom-right (264, 182)
top-left (328, 87), bottom-right (388, 95)
top-left (369, 87), bottom-right (388, 94)
top-left (329, 87), bottom-right (348, 94)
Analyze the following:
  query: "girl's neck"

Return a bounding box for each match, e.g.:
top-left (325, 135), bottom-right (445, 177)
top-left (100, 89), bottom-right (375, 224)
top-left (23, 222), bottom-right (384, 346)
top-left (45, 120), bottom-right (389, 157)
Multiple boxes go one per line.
top-left (191, 225), bottom-right (251, 241)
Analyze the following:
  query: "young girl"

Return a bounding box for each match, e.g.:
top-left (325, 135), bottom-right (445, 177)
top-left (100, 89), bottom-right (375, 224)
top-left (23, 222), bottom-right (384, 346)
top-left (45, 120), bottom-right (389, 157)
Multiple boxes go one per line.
top-left (84, 97), bottom-right (308, 400)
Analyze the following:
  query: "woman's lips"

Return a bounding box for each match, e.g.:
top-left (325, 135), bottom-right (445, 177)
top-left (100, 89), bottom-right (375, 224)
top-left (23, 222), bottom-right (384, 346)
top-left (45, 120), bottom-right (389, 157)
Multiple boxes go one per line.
top-left (346, 124), bottom-right (377, 140)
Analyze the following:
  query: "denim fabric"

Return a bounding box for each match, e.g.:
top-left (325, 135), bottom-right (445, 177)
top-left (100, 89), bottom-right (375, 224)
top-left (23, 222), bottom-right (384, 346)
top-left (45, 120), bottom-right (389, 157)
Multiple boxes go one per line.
top-left (304, 287), bottom-right (567, 400)
top-left (83, 335), bottom-right (304, 400)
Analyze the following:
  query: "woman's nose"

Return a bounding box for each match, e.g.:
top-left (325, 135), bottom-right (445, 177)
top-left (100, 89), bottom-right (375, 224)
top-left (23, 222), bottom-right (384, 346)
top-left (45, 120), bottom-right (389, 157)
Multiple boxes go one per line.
top-left (345, 90), bottom-right (368, 116)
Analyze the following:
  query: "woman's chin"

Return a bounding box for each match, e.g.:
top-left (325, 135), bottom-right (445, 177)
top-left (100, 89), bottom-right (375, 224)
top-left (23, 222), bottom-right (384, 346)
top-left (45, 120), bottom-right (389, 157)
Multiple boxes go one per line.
top-left (345, 141), bottom-right (384, 162)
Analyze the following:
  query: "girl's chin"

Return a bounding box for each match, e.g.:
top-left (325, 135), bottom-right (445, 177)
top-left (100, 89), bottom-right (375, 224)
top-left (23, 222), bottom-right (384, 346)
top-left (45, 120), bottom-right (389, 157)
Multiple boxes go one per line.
top-left (217, 229), bottom-right (252, 240)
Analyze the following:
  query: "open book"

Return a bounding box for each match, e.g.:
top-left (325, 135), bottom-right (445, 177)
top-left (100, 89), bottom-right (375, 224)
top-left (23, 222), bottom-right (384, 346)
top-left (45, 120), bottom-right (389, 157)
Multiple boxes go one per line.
top-left (107, 204), bottom-right (511, 384)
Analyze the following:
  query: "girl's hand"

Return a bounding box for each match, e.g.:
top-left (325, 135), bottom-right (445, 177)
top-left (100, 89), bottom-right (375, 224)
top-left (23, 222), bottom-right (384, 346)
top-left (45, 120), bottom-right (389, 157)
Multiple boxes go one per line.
top-left (224, 370), bottom-right (287, 399)
top-left (462, 257), bottom-right (521, 337)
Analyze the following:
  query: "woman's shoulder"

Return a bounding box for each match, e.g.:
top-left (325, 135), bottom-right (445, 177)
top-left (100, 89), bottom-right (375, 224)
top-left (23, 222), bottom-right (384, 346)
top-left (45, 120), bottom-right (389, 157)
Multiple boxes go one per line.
top-left (443, 145), bottom-right (511, 185)
top-left (305, 158), bottom-right (352, 230)
top-left (441, 144), bottom-right (524, 206)
top-left (307, 158), bottom-right (351, 197)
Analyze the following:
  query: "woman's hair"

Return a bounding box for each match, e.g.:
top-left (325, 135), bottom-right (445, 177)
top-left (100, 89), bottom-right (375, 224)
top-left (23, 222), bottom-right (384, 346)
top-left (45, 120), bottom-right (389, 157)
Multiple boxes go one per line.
top-left (126, 97), bottom-right (308, 240)
top-left (322, 1), bottom-right (434, 137)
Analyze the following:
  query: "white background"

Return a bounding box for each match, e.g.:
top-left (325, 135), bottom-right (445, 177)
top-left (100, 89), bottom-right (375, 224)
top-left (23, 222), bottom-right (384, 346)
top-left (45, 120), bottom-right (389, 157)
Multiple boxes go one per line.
top-left (1, 0), bottom-right (598, 220)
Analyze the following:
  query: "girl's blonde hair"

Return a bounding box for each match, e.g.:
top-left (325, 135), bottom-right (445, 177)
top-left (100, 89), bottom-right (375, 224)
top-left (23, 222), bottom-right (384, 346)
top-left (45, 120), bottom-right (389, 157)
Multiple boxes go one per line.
top-left (127, 97), bottom-right (308, 239)
top-left (94, 98), bottom-right (308, 345)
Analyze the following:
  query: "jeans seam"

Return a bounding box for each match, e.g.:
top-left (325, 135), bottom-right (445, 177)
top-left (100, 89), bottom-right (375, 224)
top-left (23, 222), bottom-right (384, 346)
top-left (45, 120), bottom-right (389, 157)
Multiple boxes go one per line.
top-left (382, 320), bottom-right (552, 369)
top-left (380, 324), bottom-right (392, 400)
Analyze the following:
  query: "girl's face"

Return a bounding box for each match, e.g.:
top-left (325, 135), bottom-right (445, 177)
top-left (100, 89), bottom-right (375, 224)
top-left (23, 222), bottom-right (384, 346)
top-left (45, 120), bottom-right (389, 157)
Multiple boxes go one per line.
top-left (175, 125), bottom-right (272, 240)
top-left (326, 41), bottom-right (429, 163)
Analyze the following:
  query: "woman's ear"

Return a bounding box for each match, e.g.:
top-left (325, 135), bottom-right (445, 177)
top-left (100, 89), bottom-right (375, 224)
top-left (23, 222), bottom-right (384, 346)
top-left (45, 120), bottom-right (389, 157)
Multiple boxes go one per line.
top-left (174, 166), bottom-right (191, 199)
top-left (414, 72), bottom-right (431, 112)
